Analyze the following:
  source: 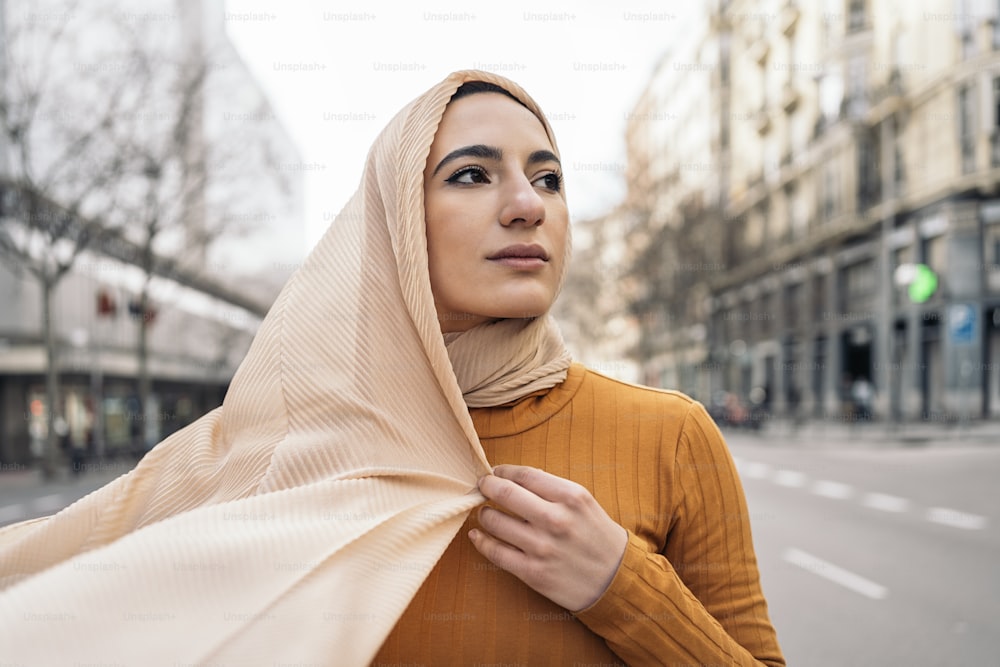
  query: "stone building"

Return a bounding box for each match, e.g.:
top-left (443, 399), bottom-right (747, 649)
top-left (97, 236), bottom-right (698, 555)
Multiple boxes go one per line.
top-left (625, 0), bottom-right (1000, 422)
top-left (622, 2), bottom-right (731, 403)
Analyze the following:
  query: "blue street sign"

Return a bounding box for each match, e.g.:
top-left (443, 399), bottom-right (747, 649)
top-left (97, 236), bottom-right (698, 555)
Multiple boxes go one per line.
top-left (948, 303), bottom-right (976, 345)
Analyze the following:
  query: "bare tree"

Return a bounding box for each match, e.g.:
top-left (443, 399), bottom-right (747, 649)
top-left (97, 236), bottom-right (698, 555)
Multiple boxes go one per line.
top-left (0, 0), bottom-right (289, 469)
top-left (0, 1), bottom-right (148, 477)
top-left (106, 14), bottom-right (289, 450)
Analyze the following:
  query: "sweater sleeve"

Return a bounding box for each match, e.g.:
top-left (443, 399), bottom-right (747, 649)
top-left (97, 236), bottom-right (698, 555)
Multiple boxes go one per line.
top-left (573, 401), bottom-right (785, 666)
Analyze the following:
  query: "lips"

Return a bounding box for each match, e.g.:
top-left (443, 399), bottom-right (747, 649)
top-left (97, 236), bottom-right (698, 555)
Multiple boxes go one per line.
top-left (487, 244), bottom-right (549, 261)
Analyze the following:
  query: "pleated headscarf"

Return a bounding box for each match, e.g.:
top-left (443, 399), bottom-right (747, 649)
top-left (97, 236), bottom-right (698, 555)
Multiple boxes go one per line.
top-left (0, 70), bottom-right (571, 666)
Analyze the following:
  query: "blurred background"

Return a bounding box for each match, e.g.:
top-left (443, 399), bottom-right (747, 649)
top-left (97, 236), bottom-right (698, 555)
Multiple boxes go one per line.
top-left (1, 0), bottom-right (998, 665)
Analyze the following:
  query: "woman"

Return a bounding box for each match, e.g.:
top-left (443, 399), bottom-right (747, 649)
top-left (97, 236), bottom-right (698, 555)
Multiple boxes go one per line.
top-left (0, 71), bottom-right (783, 666)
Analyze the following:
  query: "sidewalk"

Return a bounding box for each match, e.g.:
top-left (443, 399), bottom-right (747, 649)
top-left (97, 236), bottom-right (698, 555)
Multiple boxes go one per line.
top-left (721, 416), bottom-right (1000, 449)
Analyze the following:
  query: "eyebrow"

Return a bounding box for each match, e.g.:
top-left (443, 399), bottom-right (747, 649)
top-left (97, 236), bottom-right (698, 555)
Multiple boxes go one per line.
top-left (431, 144), bottom-right (561, 176)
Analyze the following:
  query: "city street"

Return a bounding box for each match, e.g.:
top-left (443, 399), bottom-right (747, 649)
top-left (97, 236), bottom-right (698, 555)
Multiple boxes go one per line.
top-left (725, 430), bottom-right (1000, 666)
top-left (1, 436), bottom-right (998, 666)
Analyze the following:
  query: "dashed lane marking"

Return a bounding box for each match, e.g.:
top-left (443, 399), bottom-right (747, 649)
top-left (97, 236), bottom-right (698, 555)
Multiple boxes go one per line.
top-left (783, 547), bottom-right (888, 600)
top-left (737, 458), bottom-right (988, 531)
top-left (925, 507), bottom-right (988, 530)
top-left (743, 462), bottom-right (771, 479)
top-left (773, 469), bottom-right (808, 488)
top-left (811, 480), bottom-right (854, 500)
top-left (862, 492), bottom-right (911, 513)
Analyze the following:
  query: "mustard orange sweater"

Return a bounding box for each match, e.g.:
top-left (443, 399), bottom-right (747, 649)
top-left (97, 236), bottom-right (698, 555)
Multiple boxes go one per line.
top-left (374, 363), bottom-right (784, 666)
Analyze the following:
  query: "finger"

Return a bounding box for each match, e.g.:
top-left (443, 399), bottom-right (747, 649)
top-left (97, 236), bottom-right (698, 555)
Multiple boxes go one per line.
top-left (468, 528), bottom-right (526, 576)
top-left (477, 505), bottom-right (541, 554)
top-left (478, 473), bottom-right (551, 524)
top-left (491, 464), bottom-right (590, 506)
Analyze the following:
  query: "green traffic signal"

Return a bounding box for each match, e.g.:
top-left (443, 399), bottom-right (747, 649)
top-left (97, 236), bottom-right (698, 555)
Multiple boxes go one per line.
top-left (908, 264), bottom-right (938, 304)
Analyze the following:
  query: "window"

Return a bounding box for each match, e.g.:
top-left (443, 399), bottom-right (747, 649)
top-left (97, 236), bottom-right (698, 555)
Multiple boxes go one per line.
top-left (857, 131), bottom-right (880, 210)
top-left (993, 77), bottom-right (1000, 167)
top-left (813, 274), bottom-right (826, 321)
top-left (785, 283), bottom-right (802, 329)
top-left (841, 259), bottom-right (876, 312)
top-left (785, 183), bottom-right (796, 241)
top-left (957, 0), bottom-right (975, 59)
top-left (959, 84), bottom-right (976, 174)
top-left (995, 0), bottom-right (1000, 50)
top-left (848, 0), bottom-right (866, 32)
top-left (892, 116), bottom-right (906, 194)
top-left (823, 159), bottom-right (836, 220)
top-left (846, 56), bottom-right (868, 118)
top-left (955, 0), bottom-right (982, 59)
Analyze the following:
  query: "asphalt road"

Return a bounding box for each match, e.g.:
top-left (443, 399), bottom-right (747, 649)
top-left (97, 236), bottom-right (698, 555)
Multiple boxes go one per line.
top-left (724, 431), bottom-right (1000, 666)
top-left (0, 463), bottom-right (132, 527)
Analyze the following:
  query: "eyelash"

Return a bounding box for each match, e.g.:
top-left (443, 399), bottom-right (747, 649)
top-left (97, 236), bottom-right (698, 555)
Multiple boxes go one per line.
top-left (444, 166), bottom-right (564, 192)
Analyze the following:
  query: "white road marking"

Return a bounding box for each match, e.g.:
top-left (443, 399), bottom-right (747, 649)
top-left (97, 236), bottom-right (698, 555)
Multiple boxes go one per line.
top-left (0, 503), bottom-right (26, 523)
top-left (811, 480), bottom-right (854, 500)
top-left (783, 547), bottom-right (888, 600)
top-left (31, 494), bottom-right (67, 513)
top-left (736, 459), bottom-right (990, 531)
top-left (925, 507), bottom-right (988, 530)
top-left (773, 469), bottom-right (808, 488)
top-left (862, 492), bottom-right (910, 513)
top-left (743, 462), bottom-right (771, 479)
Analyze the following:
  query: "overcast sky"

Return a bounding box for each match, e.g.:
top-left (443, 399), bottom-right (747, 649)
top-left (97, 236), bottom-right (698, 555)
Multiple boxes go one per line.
top-left (223, 1), bottom-right (690, 254)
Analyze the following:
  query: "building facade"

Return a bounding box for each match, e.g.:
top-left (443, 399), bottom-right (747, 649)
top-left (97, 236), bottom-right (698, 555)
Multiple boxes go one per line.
top-left (622, 1), bottom-right (730, 403)
top-left (625, 0), bottom-right (1000, 422)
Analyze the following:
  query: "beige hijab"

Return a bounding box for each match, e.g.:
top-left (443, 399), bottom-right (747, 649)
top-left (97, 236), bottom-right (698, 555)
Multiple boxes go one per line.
top-left (0, 70), bottom-right (571, 666)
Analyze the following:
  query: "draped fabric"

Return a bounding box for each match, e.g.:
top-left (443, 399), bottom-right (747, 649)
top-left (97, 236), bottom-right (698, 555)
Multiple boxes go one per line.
top-left (0, 70), bottom-right (571, 666)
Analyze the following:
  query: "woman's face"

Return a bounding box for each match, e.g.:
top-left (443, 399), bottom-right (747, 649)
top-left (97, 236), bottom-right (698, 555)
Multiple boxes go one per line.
top-left (423, 92), bottom-right (569, 333)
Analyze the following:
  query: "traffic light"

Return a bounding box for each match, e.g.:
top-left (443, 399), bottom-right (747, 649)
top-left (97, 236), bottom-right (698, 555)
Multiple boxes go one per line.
top-left (908, 264), bottom-right (938, 304)
top-left (893, 263), bottom-right (938, 304)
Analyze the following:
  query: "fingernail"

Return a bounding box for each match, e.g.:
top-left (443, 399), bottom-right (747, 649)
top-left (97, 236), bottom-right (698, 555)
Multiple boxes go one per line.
top-left (468, 529), bottom-right (480, 540)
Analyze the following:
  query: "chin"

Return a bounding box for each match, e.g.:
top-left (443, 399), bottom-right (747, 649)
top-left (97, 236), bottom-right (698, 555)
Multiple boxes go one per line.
top-left (484, 297), bottom-right (553, 320)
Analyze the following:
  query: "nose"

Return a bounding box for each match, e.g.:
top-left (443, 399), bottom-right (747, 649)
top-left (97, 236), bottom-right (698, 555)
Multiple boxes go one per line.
top-left (499, 174), bottom-right (546, 227)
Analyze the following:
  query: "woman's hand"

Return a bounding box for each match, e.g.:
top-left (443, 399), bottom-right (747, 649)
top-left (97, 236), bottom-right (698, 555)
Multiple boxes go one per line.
top-left (469, 464), bottom-right (629, 613)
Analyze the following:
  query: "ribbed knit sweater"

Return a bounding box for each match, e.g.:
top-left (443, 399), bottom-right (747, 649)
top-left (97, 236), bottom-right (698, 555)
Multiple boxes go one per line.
top-left (374, 363), bottom-right (785, 666)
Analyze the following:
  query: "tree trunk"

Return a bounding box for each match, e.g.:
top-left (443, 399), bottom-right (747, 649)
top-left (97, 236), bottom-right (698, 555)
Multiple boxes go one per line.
top-left (41, 277), bottom-right (63, 480)
top-left (137, 282), bottom-right (151, 453)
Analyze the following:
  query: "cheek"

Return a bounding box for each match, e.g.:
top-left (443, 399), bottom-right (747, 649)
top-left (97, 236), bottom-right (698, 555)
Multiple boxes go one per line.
top-left (427, 192), bottom-right (491, 257)
top-left (426, 208), bottom-right (464, 261)
top-left (548, 210), bottom-right (571, 267)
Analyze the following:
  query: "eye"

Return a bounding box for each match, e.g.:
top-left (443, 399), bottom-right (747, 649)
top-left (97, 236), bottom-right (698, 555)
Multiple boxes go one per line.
top-left (445, 166), bottom-right (490, 185)
top-left (533, 171), bottom-right (563, 193)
